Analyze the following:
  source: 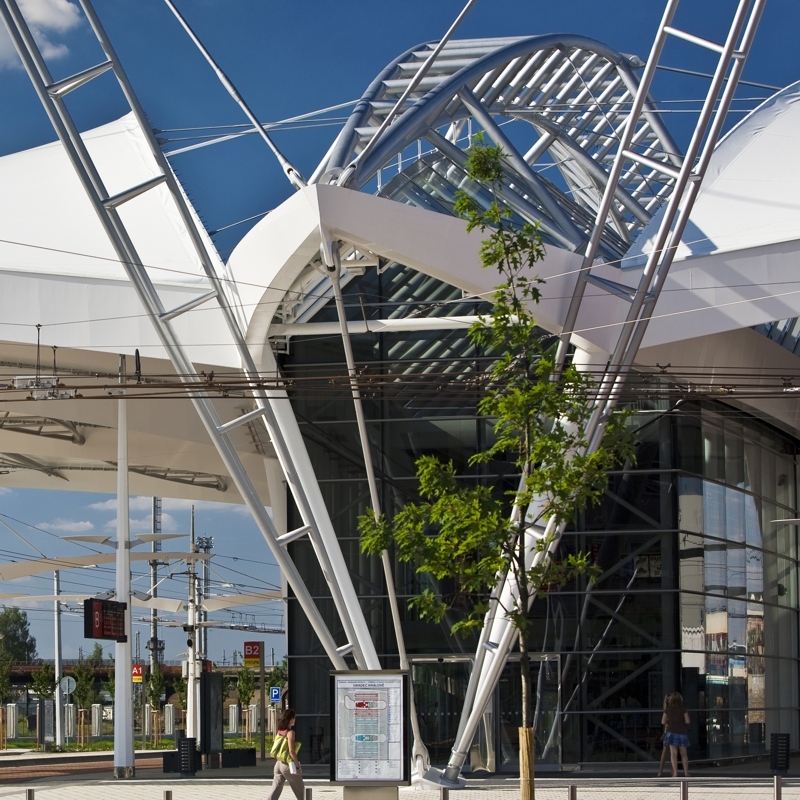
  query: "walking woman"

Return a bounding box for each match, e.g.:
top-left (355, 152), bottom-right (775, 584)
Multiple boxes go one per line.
top-left (661, 692), bottom-right (691, 778)
top-left (267, 708), bottom-right (305, 800)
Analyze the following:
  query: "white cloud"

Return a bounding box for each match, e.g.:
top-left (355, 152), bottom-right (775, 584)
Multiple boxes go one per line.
top-left (20, 0), bottom-right (81, 31)
top-left (159, 512), bottom-right (180, 532)
top-left (87, 498), bottom-right (116, 511)
top-left (88, 496), bottom-right (153, 512)
top-left (129, 516), bottom-right (153, 534)
top-left (89, 496), bottom-right (250, 516)
top-left (104, 512), bottom-right (181, 534)
top-left (0, 487), bottom-right (13, 496)
top-left (162, 497), bottom-right (252, 516)
top-left (0, 0), bottom-right (81, 69)
top-left (39, 518), bottom-right (94, 533)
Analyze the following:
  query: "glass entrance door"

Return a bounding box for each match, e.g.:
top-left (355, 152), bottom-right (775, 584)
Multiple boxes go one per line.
top-left (498, 654), bottom-right (562, 770)
top-left (411, 653), bottom-right (562, 773)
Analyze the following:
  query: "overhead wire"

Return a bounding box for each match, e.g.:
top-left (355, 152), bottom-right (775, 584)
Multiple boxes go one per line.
top-left (1, 197), bottom-right (799, 345)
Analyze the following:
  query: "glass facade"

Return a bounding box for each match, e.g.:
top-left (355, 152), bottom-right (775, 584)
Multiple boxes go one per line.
top-left (278, 262), bottom-right (800, 770)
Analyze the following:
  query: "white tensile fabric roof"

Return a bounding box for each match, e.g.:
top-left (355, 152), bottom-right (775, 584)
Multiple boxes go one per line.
top-left (624, 80), bottom-right (800, 267)
top-left (0, 113), bottom-right (237, 367)
top-left (0, 113), bottom-right (212, 285)
top-left (552, 81), bottom-right (800, 354)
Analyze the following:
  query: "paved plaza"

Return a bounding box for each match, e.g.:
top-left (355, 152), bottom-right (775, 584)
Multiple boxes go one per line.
top-left (0, 752), bottom-right (798, 800)
top-left (0, 775), bottom-right (797, 800)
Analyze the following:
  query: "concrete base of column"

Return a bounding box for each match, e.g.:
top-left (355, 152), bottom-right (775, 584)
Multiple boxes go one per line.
top-left (113, 766), bottom-right (135, 779)
top-left (342, 787), bottom-right (397, 800)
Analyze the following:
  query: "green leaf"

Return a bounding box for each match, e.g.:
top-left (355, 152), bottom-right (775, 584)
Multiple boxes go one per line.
top-left (357, 137), bottom-right (634, 727)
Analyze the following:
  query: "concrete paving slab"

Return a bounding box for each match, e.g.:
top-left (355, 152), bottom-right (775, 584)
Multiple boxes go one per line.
top-left (1, 751), bottom-right (800, 800)
top-left (0, 775), bottom-right (798, 800)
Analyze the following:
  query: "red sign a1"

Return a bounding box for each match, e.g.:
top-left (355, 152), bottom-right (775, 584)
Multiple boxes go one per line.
top-left (244, 641), bottom-right (262, 668)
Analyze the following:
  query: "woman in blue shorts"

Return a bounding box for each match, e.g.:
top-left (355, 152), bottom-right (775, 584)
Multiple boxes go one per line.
top-left (661, 692), bottom-right (690, 777)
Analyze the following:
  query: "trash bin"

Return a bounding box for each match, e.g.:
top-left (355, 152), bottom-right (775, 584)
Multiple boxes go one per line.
top-left (770, 732), bottom-right (790, 773)
top-left (162, 751), bottom-right (181, 773)
top-left (179, 736), bottom-right (199, 776)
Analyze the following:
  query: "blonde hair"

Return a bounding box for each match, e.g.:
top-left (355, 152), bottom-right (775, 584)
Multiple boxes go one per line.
top-left (664, 692), bottom-right (684, 708)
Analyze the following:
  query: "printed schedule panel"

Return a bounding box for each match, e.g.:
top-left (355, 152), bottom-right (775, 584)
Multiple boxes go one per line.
top-left (330, 670), bottom-right (409, 785)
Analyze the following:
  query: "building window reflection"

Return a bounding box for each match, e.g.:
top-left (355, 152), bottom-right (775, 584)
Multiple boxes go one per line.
top-left (281, 259), bottom-right (799, 767)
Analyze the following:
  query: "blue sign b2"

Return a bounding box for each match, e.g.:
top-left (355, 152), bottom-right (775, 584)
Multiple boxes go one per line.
top-left (270, 686), bottom-right (281, 703)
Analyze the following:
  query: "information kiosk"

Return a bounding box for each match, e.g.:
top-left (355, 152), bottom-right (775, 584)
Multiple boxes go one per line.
top-left (330, 670), bottom-right (409, 800)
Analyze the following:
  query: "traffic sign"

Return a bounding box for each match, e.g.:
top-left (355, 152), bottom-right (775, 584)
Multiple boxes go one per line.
top-left (132, 663), bottom-right (143, 684)
top-left (270, 686), bottom-right (281, 703)
top-left (243, 641), bottom-right (262, 668)
top-left (59, 675), bottom-right (76, 695)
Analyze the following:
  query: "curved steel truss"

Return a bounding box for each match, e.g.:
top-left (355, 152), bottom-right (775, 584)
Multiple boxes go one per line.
top-left (0, 413), bottom-right (87, 445)
top-left (0, 452), bottom-right (228, 491)
top-left (318, 35), bottom-right (681, 258)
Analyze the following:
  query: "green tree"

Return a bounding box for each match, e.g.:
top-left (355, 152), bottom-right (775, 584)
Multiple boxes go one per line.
top-left (266, 657), bottom-right (288, 694)
top-left (31, 663), bottom-right (56, 699)
top-left (103, 670), bottom-right (115, 703)
top-left (172, 674), bottom-right (187, 723)
top-left (236, 661), bottom-right (257, 739)
top-left (72, 654), bottom-right (96, 710)
top-left (88, 642), bottom-right (104, 667)
top-left (0, 608), bottom-right (36, 662)
top-left (360, 138), bottom-right (632, 798)
top-left (0, 657), bottom-right (12, 704)
top-left (147, 665), bottom-right (165, 709)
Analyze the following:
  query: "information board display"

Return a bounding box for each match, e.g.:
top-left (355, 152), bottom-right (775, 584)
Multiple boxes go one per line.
top-left (330, 670), bottom-right (409, 785)
top-left (83, 598), bottom-right (127, 642)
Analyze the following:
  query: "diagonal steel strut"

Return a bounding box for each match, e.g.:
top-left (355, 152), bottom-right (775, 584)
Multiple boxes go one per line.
top-left (0, 0), bottom-right (380, 672)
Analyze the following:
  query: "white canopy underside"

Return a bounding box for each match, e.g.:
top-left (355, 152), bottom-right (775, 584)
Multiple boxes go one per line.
top-left (0, 80), bottom-right (797, 494)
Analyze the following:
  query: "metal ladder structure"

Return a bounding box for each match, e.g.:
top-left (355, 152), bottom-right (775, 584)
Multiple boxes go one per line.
top-left (0, 0), bottom-right (381, 677)
top-left (439, 0), bottom-right (766, 784)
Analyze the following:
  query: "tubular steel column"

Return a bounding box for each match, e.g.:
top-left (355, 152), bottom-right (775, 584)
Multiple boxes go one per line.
top-left (53, 571), bottom-right (63, 749)
top-left (114, 357), bottom-right (134, 778)
top-left (148, 497), bottom-right (162, 676)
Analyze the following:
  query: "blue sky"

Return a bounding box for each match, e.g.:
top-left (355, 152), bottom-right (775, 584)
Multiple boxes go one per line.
top-left (0, 0), bottom-right (798, 662)
top-left (0, 488), bottom-right (284, 664)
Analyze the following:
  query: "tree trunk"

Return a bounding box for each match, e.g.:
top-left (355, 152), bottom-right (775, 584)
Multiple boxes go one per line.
top-left (520, 725), bottom-right (535, 800)
top-left (518, 583), bottom-right (534, 800)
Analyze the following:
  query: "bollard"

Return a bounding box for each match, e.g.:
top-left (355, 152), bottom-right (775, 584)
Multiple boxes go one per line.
top-left (164, 792), bottom-right (173, 800)
top-left (26, 790), bottom-right (34, 800)
top-left (440, 789), bottom-right (450, 800)
top-left (568, 785), bottom-right (577, 800)
top-left (680, 779), bottom-right (688, 800)
top-left (305, 788), bottom-right (313, 800)
top-left (775, 774), bottom-right (782, 800)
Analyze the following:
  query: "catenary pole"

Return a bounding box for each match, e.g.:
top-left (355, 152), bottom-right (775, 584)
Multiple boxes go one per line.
top-left (53, 571), bottom-right (63, 749)
top-left (186, 509), bottom-right (198, 740)
top-left (114, 355), bottom-right (134, 778)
